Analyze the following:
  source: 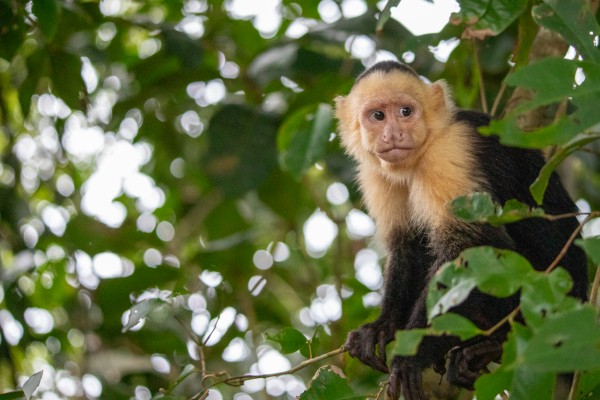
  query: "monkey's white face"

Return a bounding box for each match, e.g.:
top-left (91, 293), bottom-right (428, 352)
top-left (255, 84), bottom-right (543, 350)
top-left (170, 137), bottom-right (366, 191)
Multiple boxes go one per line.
top-left (359, 93), bottom-right (428, 166)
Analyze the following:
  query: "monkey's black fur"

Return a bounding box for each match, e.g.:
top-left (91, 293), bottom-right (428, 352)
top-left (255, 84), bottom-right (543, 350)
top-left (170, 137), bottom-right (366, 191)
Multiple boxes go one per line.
top-left (343, 62), bottom-right (588, 400)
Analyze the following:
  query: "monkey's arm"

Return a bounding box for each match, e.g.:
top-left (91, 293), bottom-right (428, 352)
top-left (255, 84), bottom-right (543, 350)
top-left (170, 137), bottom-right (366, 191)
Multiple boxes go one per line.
top-left (345, 232), bottom-right (432, 373)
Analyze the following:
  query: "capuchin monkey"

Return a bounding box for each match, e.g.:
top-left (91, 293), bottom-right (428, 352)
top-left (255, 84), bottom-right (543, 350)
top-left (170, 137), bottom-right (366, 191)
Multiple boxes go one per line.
top-left (335, 60), bottom-right (588, 400)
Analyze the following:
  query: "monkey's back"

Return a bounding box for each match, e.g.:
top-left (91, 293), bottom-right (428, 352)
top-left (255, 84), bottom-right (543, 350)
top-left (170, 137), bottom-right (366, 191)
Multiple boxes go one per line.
top-left (455, 110), bottom-right (588, 300)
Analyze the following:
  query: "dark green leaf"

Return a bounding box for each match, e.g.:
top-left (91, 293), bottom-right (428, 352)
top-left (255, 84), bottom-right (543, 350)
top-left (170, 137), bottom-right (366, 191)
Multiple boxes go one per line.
top-left (451, 0), bottom-right (528, 35)
top-left (392, 329), bottom-right (428, 356)
top-left (533, 0), bottom-right (600, 63)
top-left (0, 391), bottom-right (26, 400)
top-left (0, 2), bottom-right (26, 60)
top-left (577, 237), bottom-right (600, 265)
top-left (278, 103), bottom-right (333, 179)
top-left (266, 327), bottom-right (308, 354)
top-left (299, 365), bottom-right (363, 400)
top-left (32, 0), bottom-right (59, 40)
top-left (50, 50), bottom-right (84, 110)
top-left (204, 105), bottom-right (280, 197)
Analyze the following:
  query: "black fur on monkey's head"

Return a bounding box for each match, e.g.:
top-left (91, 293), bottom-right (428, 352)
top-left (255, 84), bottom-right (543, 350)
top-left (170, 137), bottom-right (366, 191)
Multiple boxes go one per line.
top-left (356, 60), bottom-right (419, 83)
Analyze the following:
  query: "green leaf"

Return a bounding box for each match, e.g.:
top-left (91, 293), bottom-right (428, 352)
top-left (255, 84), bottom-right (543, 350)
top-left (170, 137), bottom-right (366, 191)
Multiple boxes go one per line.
top-left (266, 327), bottom-right (308, 354)
top-left (431, 313), bottom-right (483, 341)
top-left (576, 237), bottom-right (600, 265)
top-left (577, 370), bottom-right (600, 400)
top-left (451, 193), bottom-right (545, 224)
top-left (392, 329), bottom-right (428, 356)
top-left (122, 298), bottom-right (166, 333)
top-left (523, 306), bottom-right (600, 371)
top-left (481, 59), bottom-right (600, 148)
top-left (278, 103), bottom-right (333, 179)
top-left (429, 247), bottom-right (532, 319)
top-left (0, 1), bottom-right (27, 60)
top-left (520, 268), bottom-right (575, 327)
top-left (532, 0), bottom-right (600, 63)
top-left (530, 133), bottom-right (600, 204)
top-left (204, 105), bottom-right (280, 197)
top-left (299, 365), bottom-right (363, 400)
top-left (451, 0), bottom-right (528, 35)
top-left (32, 0), bottom-right (59, 40)
top-left (0, 392), bottom-right (26, 400)
top-left (450, 192), bottom-right (497, 222)
top-left (49, 50), bottom-right (84, 110)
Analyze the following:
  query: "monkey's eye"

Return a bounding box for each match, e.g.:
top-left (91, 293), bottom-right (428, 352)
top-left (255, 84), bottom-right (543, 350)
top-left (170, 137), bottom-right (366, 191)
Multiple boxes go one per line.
top-left (370, 111), bottom-right (385, 121)
top-left (399, 107), bottom-right (413, 117)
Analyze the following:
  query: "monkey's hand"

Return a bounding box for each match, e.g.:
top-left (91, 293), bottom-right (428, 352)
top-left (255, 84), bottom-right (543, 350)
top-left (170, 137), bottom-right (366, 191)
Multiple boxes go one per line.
top-left (447, 338), bottom-right (503, 390)
top-left (387, 356), bottom-right (425, 400)
top-left (344, 319), bottom-right (397, 373)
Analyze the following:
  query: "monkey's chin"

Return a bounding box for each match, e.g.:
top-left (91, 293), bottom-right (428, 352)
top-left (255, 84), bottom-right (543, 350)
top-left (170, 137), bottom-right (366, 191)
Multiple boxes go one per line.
top-left (376, 148), bottom-right (414, 163)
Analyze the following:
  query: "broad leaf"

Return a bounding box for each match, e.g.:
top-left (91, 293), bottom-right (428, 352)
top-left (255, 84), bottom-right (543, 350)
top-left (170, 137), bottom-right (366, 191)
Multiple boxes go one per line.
top-left (431, 313), bottom-right (483, 341)
top-left (530, 133), bottom-right (600, 204)
top-left (520, 268), bottom-right (575, 327)
top-left (429, 247), bottom-right (531, 319)
top-left (577, 237), bottom-right (600, 265)
top-left (533, 0), bottom-right (600, 63)
top-left (451, 192), bottom-right (545, 225)
top-left (32, 0), bottom-right (59, 40)
top-left (278, 103), bottom-right (333, 179)
top-left (204, 105), bottom-right (280, 197)
top-left (266, 327), bottom-right (308, 354)
top-left (299, 366), bottom-right (363, 400)
top-left (482, 59), bottom-right (600, 148)
top-left (392, 329), bottom-right (428, 356)
top-left (452, 0), bottom-right (528, 36)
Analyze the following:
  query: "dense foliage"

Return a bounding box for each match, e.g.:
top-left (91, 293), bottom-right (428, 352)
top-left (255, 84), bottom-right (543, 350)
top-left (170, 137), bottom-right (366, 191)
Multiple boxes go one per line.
top-left (1, 0), bottom-right (600, 399)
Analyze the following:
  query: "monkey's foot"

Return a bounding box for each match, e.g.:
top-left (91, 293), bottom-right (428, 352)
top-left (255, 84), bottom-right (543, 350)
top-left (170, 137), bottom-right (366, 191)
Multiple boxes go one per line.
top-left (387, 357), bottom-right (426, 400)
top-left (345, 319), bottom-right (397, 373)
top-left (447, 339), bottom-right (503, 390)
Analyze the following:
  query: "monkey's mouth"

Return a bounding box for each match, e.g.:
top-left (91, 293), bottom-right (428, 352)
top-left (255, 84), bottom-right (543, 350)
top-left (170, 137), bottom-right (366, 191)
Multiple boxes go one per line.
top-left (376, 147), bottom-right (414, 163)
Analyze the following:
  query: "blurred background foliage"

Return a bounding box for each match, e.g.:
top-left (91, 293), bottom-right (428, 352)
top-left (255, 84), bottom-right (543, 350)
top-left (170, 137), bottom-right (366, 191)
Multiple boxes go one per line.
top-left (0, 0), bottom-right (599, 399)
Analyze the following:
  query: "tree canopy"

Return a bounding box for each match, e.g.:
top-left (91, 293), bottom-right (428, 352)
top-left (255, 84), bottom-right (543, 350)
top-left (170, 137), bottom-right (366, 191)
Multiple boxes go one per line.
top-left (1, 0), bottom-right (600, 399)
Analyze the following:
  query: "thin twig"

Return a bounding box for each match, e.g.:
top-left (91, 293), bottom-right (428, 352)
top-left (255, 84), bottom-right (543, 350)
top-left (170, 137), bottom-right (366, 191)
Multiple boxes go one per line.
top-left (545, 213), bottom-right (594, 274)
top-left (569, 261), bottom-right (600, 400)
top-left (473, 41), bottom-right (488, 114)
top-left (191, 346), bottom-right (347, 399)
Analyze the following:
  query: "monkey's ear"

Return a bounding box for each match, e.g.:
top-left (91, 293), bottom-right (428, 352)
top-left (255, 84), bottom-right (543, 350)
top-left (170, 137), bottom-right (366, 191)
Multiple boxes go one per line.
top-left (430, 80), bottom-right (456, 113)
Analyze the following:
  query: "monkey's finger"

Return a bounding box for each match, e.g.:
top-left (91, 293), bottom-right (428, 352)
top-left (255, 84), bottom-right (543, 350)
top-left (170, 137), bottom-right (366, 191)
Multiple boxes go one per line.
top-left (376, 330), bottom-right (389, 370)
top-left (386, 371), bottom-right (401, 400)
top-left (400, 367), bottom-right (426, 400)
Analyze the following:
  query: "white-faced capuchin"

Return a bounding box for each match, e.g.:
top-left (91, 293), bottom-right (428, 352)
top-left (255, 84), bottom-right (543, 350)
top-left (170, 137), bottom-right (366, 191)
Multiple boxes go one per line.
top-left (335, 60), bottom-right (588, 400)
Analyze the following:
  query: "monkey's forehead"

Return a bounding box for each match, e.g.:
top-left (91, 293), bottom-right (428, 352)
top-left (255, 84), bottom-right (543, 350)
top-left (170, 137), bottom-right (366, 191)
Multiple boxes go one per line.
top-left (348, 71), bottom-right (428, 103)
